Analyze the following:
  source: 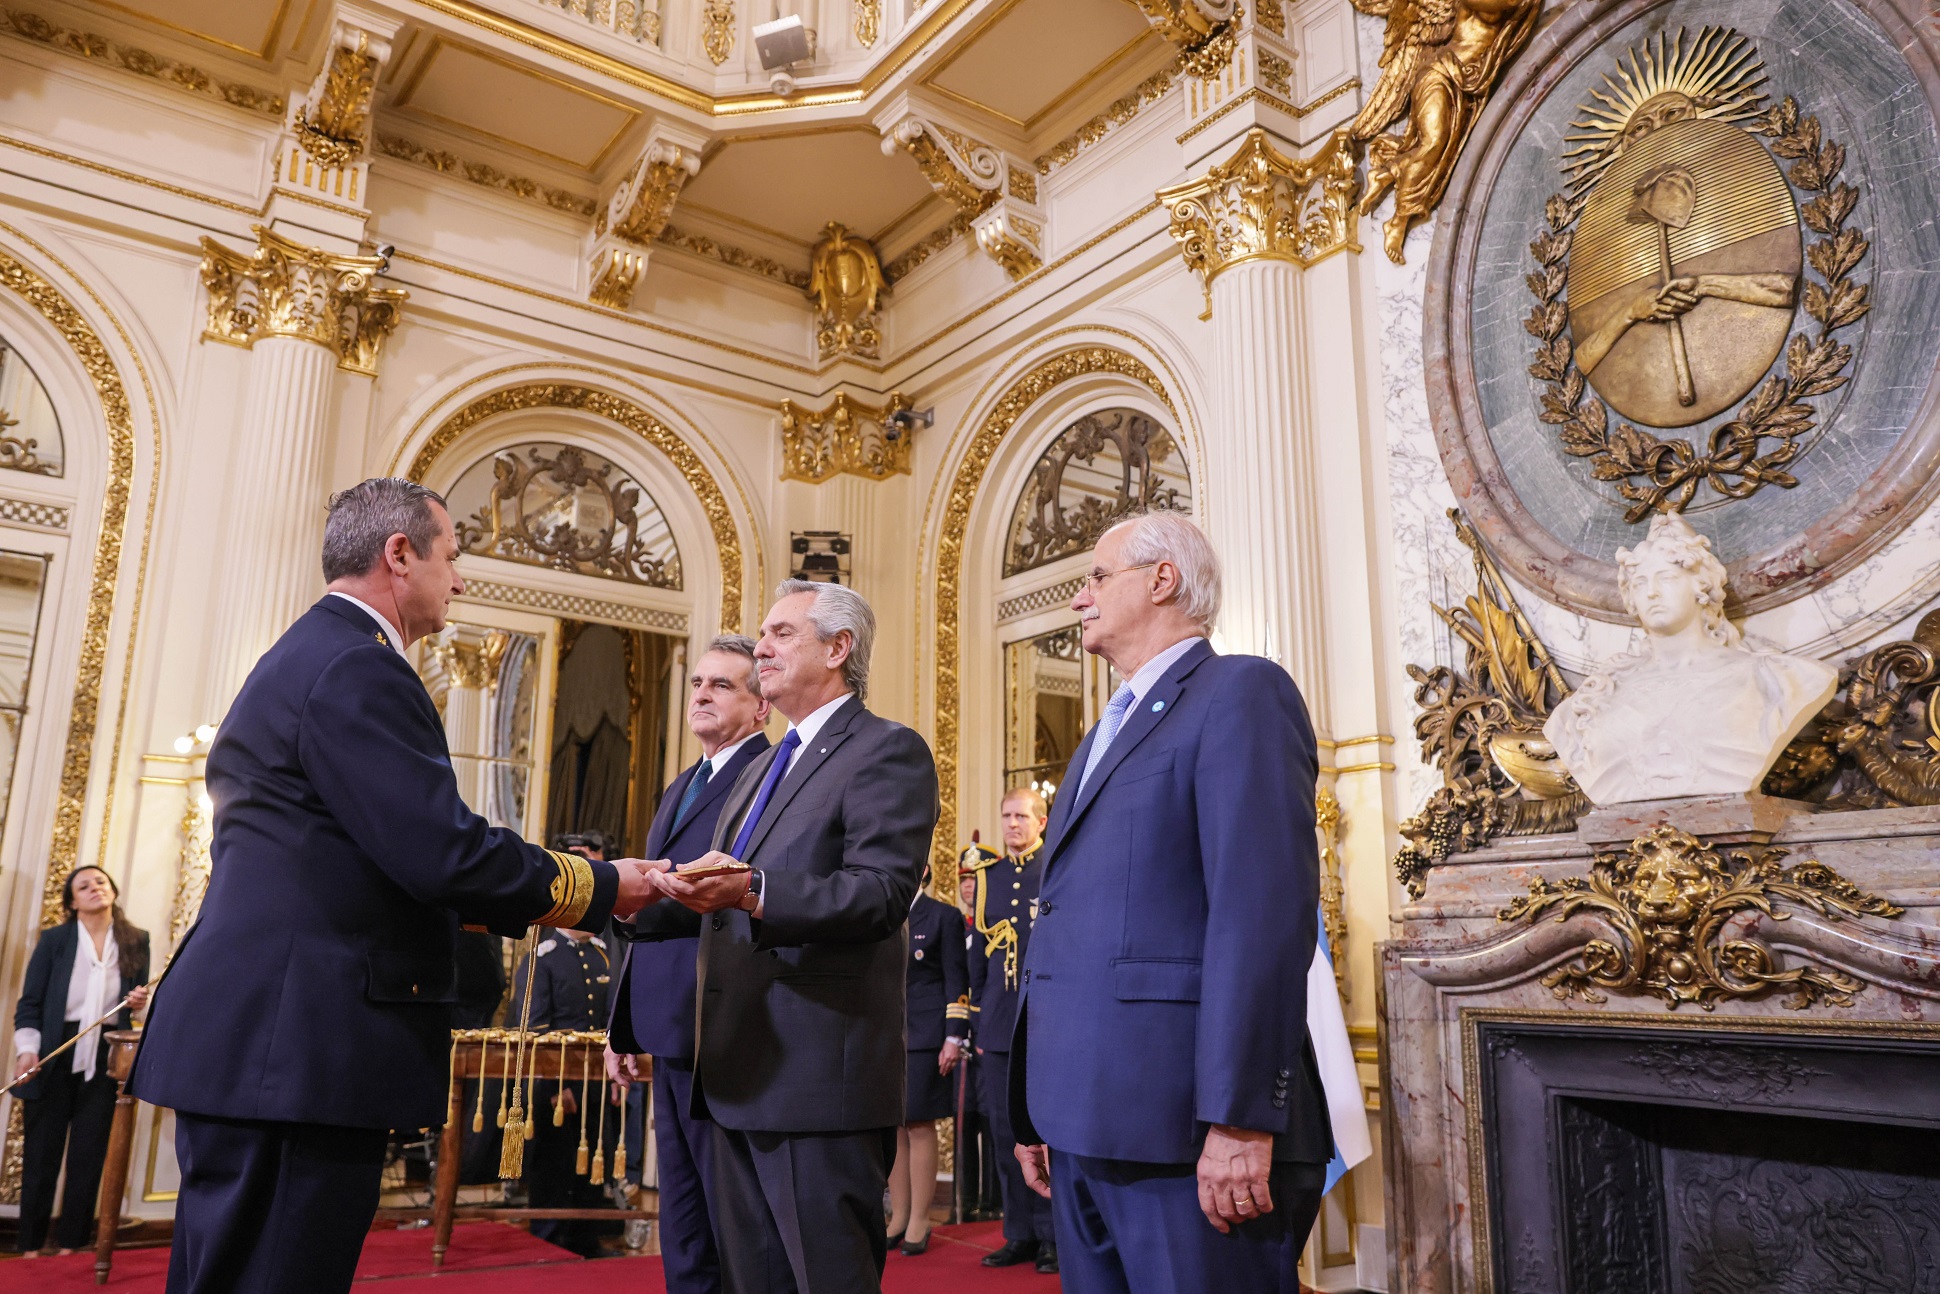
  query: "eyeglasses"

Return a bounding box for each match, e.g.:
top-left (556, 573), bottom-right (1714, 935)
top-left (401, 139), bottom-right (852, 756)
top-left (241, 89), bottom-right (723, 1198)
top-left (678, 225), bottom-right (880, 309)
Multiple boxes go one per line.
top-left (1079, 561), bottom-right (1157, 592)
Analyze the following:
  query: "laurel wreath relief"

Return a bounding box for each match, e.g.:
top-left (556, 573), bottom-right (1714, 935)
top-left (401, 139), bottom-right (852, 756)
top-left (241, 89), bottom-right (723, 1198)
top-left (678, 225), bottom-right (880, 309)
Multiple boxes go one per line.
top-left (1527, 96), bottom-right (1872, 522)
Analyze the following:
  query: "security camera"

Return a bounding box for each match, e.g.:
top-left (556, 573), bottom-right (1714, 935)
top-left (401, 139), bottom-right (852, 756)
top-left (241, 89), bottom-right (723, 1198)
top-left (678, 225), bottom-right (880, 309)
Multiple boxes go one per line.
top-left (373, 243), bottom-right (397, 273)
top-left (884, 407), bottom-right (935, 439)
top-left (770, 71), bottom-right (797, 97)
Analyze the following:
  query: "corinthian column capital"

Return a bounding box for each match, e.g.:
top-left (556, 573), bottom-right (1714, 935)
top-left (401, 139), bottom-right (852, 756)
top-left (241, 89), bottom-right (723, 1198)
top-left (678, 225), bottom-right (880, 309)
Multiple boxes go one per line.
top-left (200, 225), bottom-right (406, 375)
top-left (1157, 127), bottom-right (1360, 311)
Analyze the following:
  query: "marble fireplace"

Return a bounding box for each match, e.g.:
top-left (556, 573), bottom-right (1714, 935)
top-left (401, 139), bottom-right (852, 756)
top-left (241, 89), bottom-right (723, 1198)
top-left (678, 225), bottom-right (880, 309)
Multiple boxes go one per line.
top-left (1381, 795), bottom-right (1940, 1292)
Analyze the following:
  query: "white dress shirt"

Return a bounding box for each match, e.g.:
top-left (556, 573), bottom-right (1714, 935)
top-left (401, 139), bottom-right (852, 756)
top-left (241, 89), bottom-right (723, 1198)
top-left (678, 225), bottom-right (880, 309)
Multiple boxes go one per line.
top-left (704, 730), bottom-right (762, 772)
top-left (1123, 635), bottom-right (1207, 702)
top-left (778, 691), bottom-right (855, 776)
top-left (328, 591), bottom-right (408, 659)
top-left (14, 925), bottom-right (121, 1081)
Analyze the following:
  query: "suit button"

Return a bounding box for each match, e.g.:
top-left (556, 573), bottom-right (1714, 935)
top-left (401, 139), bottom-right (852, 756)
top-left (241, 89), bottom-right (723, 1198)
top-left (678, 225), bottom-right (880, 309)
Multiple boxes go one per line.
top-left (1023, 970), bottom-right (1032, 983)
top-left (1278, 1067), bottom-right (1291, 1079)
top-left (770, 950), bottom-right (779, 958)
top-left (1038, 901), bottom-right (1053, 914)
top-left (1272, 1096), bottom-right (1286, 1109)
top-left (712, 916), bottom-right (723, 931)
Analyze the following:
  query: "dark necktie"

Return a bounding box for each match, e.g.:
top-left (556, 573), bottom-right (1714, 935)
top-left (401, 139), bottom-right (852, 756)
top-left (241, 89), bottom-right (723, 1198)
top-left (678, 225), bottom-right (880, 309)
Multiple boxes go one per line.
top-left (730, 728), bottom-right (801, 859)
top-left (670, 759), bottom-right (712, 831)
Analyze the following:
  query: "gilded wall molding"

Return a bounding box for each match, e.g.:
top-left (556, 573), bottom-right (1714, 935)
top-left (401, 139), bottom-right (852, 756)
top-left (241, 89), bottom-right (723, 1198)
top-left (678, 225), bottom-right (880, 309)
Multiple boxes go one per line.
top-left (656, 223), bottom-right (811, 290)
top-left (881, 213), bottom-right (971, 284)
top-left (588, 247), bottom-right (643, 310)
top-left (408, 384), bottom-right (744, 632)
top-left (0, 9), bottom-right (284, 118)
top-left (459, 578), bottom-right (689, 634)
top-left (601, 143), bottom-right (702, 245)
top-left (0, 236), bottom-right (140, 929)
top-left (929, 345), bottom-right (1178, 873)
top-left (293, 32), bottom-right (379, 169)
top-left (200, 226), bottom-right (406, 375)
top-left (375, 133), bottom-right (597, 218)
top-left (886, 116), bottom-right (1045, 279)
top-left (1158, 127), bottom-right (1360, 310)
top-left (807, 223), bottom-right (887, 360)
top-left (0, 495), bottom-right (67, 531)
top-left (1120, 0), bottom-right (1238, 46)
top-left (779, 391), bottom-right (914, 483)
top-left (1037, 62), bottom-right (1180, 173)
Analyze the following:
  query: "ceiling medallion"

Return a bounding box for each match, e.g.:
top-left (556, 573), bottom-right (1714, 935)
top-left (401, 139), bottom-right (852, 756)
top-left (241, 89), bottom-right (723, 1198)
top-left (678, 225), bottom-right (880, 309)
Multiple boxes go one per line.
top-left (1526, 27), bottom-right (1872, 522)
top-left (1499, 824), bottom-right (1902, 1010)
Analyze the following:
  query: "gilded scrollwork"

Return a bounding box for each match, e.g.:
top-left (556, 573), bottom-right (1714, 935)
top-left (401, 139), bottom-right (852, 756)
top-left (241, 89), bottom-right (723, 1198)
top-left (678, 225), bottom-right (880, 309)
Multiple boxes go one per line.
top-left (1498, 824), bottom-right (1903, 1010)
top-left (1158, 128), bottom-right (1360, 311)
top-left (376, 134), bottom-right (597, 218)
top-left (293, 34), bottom-right (378, 169)
top-left (1036, 62), bottom-right (1179, 174)
top-left (1317, 787), bottom-right (1349, 1002)
top-left (1004, 408), bottom-right (1191, 576)
top-left (0, 10), bottom-right (285, 118)
top-left (588, 248), bottom-right (643, 311)
top-left (409, 384), bottom-right (741, 631)
top-left (888, 117), bottom-right (1045, 281)
top-left (602, 143), bottom-right (701, 245)
top-left (1120, 0), bottom-right (1239, 46)
top-left (199, 226), bottom-right (405, 375)
top-left (1349, 0), bottom-right (1541, 264)
top-left (452, 444), bottom-right (682, 589)
top-left (779, 392), bottom-right (915, 483)
top-left (1393, 511), bottom-right (1584, 900)
top-left (806, 223), bottom-right (887, 360)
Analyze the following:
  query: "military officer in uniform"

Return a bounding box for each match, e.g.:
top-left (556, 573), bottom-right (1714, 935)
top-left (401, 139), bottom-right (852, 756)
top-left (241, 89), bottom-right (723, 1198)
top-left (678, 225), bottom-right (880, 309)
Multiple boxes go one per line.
top-left (508, 921), bottom-right (619, 1257)
top-left (966, 787), bottom-right (1056, 1273)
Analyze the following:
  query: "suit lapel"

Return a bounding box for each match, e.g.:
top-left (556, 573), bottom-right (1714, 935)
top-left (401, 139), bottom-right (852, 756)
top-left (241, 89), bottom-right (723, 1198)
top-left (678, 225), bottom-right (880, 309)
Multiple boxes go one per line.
top-left (644, 765), bottom-right (694, 859)
top-left (668, 734), bottom-right (769, 853)
top-left (743, 698), bottom-right (862, 862)
top-left (1045, 640), bottom-right (1212, 869)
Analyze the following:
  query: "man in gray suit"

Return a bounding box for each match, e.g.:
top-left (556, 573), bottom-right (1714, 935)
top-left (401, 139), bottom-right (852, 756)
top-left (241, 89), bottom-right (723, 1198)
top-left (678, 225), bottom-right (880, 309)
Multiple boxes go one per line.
top-left (643, 580), bottom-right (938, 1294)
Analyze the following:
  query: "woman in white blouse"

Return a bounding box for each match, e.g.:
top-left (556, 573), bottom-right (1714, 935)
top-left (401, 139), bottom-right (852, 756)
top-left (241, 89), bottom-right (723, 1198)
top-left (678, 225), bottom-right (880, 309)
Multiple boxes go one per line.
top-left (11, 865), bottom-right (150, 1255)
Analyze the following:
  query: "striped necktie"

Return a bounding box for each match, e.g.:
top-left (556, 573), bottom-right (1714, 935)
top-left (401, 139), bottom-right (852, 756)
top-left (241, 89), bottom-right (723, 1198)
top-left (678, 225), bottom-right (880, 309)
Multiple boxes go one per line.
top-left (1077, 683), bottom-right (1137, 795)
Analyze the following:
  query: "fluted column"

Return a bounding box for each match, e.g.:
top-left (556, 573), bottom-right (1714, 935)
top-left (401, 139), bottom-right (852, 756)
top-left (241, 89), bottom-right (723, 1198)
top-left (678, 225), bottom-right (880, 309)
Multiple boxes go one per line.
top-left (199, 226), bottom-right (406, 713)
top-left (431, 629), bottom-right (506, 811)
top-left (442, 676), bottom-right (486, 807)
top-left (1159, 128), bottom-right (1360, 733)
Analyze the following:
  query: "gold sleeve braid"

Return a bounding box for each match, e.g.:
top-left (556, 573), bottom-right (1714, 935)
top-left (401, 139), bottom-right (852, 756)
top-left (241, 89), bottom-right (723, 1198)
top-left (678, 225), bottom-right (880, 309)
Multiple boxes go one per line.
top-left (535, 849), bottom-right (596, 927)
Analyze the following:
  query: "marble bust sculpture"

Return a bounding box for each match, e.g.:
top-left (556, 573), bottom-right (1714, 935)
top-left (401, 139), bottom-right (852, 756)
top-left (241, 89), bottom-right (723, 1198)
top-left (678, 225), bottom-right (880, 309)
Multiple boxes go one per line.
top-left (1544, 513), bottom-right (1838, 805)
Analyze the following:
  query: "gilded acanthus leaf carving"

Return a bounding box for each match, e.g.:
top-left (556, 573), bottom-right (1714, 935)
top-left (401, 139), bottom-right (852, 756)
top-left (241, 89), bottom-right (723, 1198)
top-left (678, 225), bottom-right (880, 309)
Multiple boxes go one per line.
top-left (1348, 0), bottom-right (1542, 263)
top-left (294, 35), bottom-right (377, 168)
top-left (199, 227), bottom-right (405, 375)
top-left (1119, 0), bottom-right (1238, 46)
top-left (1498, 824), bottom-right (1903, 1010)
top-left (779, 393), bottom-right (914, 483)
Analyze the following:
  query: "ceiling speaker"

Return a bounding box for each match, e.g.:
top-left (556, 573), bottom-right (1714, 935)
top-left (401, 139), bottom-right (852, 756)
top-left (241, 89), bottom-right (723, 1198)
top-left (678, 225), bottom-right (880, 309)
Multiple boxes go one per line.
top-left (753, 15), bottom-right (811, 71)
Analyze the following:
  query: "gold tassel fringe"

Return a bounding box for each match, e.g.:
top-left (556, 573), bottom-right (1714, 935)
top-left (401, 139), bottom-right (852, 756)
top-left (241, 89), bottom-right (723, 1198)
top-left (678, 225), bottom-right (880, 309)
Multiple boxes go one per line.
top-left (575, 1040), bottom-right (591, 1175)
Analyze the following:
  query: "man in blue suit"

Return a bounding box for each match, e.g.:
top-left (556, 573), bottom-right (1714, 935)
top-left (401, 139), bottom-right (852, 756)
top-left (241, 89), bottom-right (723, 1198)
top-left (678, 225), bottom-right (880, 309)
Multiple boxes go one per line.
top-left (607, 634), bottom-right (771, 1294)
top-left (1011, 511), bottom-right (1331, 1294)
top-left (130, 478), bottom-right (658, 1294)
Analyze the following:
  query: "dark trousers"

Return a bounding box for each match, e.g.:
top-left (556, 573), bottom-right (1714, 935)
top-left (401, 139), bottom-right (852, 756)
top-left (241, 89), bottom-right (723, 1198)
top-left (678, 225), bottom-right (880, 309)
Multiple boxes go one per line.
top-left (653, 1059), bottom-right (721, 1293)
top-left (978, 1048), bottom-right (1053, 1244)
top-left (525, 1080), bottom-right (616, 1258)
top-left (168, 1113), bottom-right (388, 1294)
top-left (17, 1030), bottom-right (118, 1252)
top-left (1050, 1151), bottom-right (1324, 1294)
top-left (623, 1081), bottom-right (647, 1184)
top-left (709, 1123), bottom-right (895, 1294)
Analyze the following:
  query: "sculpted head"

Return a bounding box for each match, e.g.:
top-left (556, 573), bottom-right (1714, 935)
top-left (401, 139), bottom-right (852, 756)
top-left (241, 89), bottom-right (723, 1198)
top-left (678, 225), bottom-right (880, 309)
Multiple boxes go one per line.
top-left (1615, 512), bottom-right (1739, 649)
top-left (756, 580), bottom-right (875, 721)
top-left (322, 478), bottom-right (462, 646)
top-left (1071, 510), bottom-right (1220, 672)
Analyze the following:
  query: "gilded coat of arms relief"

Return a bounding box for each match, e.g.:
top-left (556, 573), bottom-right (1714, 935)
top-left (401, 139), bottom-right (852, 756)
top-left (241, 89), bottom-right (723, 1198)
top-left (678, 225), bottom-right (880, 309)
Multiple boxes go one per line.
top-left (1525, 28), bottom-right (1872, 520)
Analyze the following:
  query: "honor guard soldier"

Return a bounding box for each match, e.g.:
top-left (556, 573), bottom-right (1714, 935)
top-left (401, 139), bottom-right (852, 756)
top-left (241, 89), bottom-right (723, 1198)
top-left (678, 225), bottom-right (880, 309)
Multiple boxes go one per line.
top-left (966, 788), bottom-right (1056, 1273)
top-left (509, 917), bottom-right (619, 1258)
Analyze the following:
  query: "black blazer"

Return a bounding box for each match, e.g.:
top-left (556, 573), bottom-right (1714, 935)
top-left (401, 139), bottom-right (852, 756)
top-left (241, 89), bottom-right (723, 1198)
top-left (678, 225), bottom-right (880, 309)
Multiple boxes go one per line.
top-left (12, 919), bottom-right (149, 1099)
top-left (639, 696), bottom-right (938, 1133)
top-left (129, 596), bottom-right (620, 1130)
top-left (906, 894), bottom-right (968, 1053)
top-left (609, 733), bottom-right (770, 1060)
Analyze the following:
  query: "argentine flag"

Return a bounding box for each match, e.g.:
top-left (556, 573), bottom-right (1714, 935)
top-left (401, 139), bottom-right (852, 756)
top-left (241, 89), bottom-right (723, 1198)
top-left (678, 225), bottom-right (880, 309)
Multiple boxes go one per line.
top-left (1311, 911), bottom-right (1373, 1195)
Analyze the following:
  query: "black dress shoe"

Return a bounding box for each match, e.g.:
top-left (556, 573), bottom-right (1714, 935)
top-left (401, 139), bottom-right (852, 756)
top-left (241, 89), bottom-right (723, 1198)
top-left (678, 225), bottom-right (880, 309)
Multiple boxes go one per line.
top-left (886, 1231), bottom-right (904, 1251)
top-left (899, 1233), bottom-right (931, 1256)
top-left (982, 1239), bottom-right (1040, 1267)
top-left (1035, 1242), bottom-right (1060, 1274)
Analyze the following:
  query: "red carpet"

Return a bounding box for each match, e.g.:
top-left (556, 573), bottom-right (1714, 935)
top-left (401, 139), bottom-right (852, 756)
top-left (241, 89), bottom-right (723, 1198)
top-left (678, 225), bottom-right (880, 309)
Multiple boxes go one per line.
top-left (0, 1219), bottom-right (1059, 1291)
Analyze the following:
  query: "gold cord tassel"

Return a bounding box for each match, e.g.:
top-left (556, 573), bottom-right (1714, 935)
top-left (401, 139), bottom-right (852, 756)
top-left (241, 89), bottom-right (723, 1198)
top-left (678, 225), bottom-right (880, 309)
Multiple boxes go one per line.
top-left (589, 1053), bottom-right (610, 1185)
top-left (500, 929), bottom-right (541, 1179)
top-left (575, 1039), bottom-right (591, 1176)
top-left (552, 1033), bottom-right (568, 1127)
top-left (495, 1037), bottom-right (511, 1129)
top-left (472, 1035), bottom-right (491, 1133)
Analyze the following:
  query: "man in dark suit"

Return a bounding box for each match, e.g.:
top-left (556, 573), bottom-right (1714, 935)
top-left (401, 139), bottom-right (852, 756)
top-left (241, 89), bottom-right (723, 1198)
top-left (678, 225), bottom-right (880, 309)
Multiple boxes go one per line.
top-left (607, 634), bottom-right (771, 1294)
top-left (1011, 511), bottom-right (1331, 1294)
top-left (129, 478), bottom-right (658, 1294)
top-left (967, 788), bottom-right (1056, 1272)
top-left (641, 580), bottom-right (938, 1294)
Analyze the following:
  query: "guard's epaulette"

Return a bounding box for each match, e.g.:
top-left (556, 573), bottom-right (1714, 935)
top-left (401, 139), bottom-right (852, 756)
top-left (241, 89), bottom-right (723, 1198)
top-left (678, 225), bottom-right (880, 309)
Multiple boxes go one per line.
top-left (588, 936), bottom-right (606, 950)
top-left (534, 938), bottom-right (557, 957)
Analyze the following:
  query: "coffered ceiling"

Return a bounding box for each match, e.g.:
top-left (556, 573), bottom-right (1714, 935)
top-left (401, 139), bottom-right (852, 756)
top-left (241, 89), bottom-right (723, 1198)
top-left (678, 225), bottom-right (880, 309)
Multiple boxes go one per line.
top-left (923, 0), bottom-right (1157, 134)
top-left (391, 37), bottom-right (640, 172)
top-left (681, 127), bottom-right (940, 252)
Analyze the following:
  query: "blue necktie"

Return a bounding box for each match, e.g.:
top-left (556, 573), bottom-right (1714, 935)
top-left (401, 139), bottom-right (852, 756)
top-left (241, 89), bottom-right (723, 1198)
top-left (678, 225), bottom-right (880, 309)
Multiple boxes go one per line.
top-left (670, 759), bottom-right (712, 831)
top-left (730, 728), bottom-right (801, 859)
top-left (1077, 684), bottom-right (1137, 795)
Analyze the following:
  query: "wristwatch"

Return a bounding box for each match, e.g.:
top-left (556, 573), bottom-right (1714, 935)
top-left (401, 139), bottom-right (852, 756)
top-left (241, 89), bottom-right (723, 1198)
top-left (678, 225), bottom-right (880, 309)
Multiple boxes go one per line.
top-left (736, 869), bottom-right (764, 913)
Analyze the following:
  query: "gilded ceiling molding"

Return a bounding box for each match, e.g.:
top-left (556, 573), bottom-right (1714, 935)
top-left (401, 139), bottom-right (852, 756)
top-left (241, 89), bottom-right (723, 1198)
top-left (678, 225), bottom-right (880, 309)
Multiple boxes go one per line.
top-left (928, 346), bottom-right (1178, 880)
top-left (855, 0), bottom-right (882, 48)
top-left (0, 238), bottom-right (140, 929)
top-left (881, 213), bottom-right (971, 284)
top-left (779, 391), bottom-right (914, 482)
top-left (272, 13), bottom-right (397, 214)
top-left (656, 222), bottom-right (812, 290)
top-left (407, 383), bottom-right (744, 632)
top-left (1036, 61), bottom-right (1179, 174)
top-left (1348, 0), bottom-right (1541, 263)
top-left (885, 115), bottom-right (1045, 280)
top-left (1158, 127), bottom-right (1360, 312)
top-left (0, 9), bottom-right (284, 118)
top-left (1120, 0), bottom-right (1239, 46)
top-left (587, 247), bottom-right (643, 310)
top-left (703, 0), bottom-right (735, 65)
top-left (200, 226), bottom-right (406, 376)
top-left (589, 137), bottom-right (703, 308)
top-left (374, 133), bottom-right (598, 217)
top-left (807, 222), bottom-right (887, 360)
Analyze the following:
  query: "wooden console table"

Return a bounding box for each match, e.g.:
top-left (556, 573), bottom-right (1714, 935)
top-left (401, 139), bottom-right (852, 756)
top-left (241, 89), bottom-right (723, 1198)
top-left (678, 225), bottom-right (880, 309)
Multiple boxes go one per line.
top-left (92, 1030), bottom-right (142, 1285)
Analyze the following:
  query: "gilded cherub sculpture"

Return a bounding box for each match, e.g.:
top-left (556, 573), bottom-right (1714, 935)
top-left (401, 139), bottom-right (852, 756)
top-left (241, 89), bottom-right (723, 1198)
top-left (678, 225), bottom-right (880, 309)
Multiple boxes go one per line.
top-left (1349, 0), bottom-right (1543, 263)
top-left (1544, 513), bottom-right (1837, 805)
top-left (806, 221), bottom-right (887, 361)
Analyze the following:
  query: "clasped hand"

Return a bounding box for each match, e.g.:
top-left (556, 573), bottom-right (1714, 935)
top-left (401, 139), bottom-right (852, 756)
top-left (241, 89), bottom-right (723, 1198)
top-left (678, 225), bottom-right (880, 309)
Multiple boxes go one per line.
top-left (611, 854), bottom-right (753, 918)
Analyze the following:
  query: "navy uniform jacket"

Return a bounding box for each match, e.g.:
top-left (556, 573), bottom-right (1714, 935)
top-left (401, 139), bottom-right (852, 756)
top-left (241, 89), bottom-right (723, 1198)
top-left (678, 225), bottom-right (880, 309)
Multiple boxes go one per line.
top-left (608, 734), bottom-right (769, 1060)
top-left (130, 597), bottom-right (619, 1131)
top-left (906, 894), bottom-right (969, 1052)
top-left (636, 697), bottom-right (938, 1133)
top-left (965, 848), bottom-right (1041, 1052)
top-left (12, 920), bottom-right (150, 1100)
top-left (510, 935), bottom-right (612, 1032)
top-left (1011, 640), bottom-right (1332, 1166)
